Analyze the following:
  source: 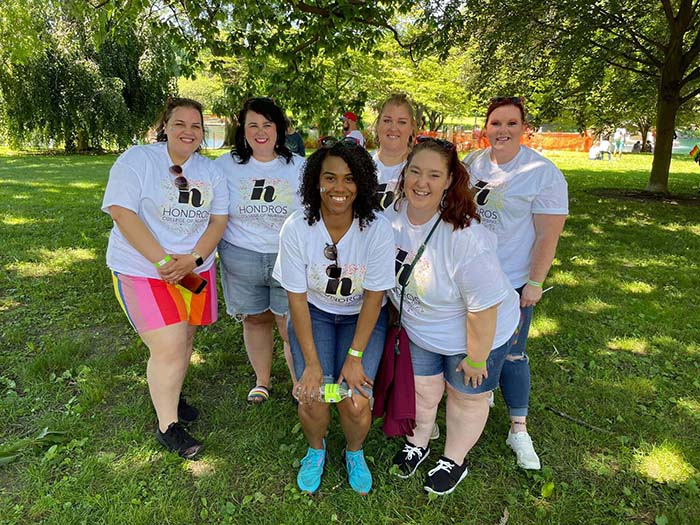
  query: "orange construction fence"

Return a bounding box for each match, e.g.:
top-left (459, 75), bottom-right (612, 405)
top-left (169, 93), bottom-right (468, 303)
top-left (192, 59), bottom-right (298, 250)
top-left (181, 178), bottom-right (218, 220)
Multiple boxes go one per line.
top-left (421, 130), bottom-right (594, 152)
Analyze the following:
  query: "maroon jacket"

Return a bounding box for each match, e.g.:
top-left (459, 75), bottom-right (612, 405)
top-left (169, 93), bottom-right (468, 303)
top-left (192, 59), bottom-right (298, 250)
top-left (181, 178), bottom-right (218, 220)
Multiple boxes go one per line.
top-left (372, 325), bottom-right (416, 437)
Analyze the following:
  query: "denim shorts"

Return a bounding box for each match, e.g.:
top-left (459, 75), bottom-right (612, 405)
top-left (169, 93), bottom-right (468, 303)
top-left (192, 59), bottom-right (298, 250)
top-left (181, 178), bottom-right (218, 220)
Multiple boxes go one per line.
top-left (288, 303), bottom-right (388, 395)
top-left (409, 333), bottom-right (514, 394)
top-left (218, 239), bottom-right (288, 318)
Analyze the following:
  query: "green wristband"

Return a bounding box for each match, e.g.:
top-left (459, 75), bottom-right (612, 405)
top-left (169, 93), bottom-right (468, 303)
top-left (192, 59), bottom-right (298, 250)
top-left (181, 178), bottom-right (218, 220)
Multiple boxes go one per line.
top-left (465, 356), bottom-right (486, 368)
top-left (154, 255), bottom-right (172, 268)
top-left (527, 279), bottom-right (543, 288)
top-left (348, 348), bottom-right (363, 358)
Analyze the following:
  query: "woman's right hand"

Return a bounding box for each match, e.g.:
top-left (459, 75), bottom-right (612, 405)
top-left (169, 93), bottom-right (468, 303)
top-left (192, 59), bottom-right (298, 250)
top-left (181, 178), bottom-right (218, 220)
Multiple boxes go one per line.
top-left (295, 363), bottom-right (324, 404)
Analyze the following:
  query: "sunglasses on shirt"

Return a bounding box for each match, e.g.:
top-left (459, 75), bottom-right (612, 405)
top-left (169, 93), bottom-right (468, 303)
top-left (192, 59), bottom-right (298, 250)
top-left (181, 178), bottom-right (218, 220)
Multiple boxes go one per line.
top-left (323, 243), bottom-right (342, 279)
top-left (169, 165), bottom-right (189, 191)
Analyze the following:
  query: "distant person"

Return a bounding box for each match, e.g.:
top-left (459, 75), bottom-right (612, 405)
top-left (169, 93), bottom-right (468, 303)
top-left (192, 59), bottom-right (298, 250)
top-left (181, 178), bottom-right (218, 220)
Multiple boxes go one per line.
top-left (373, 94), bottom-right (416, 210)
top-left (632, 141), bottom-right (642, 153)
top-left (102, 97), bottom-right (229, 459)
top-left (588, 143), bottom-right (601, 160)
top-left (642, 140), bottom-right (653, 153)
top-left (341, 111), bottom-right (366, 147)
top-left (216, 97), bottom-right (304, 405)
top-left (613, 126), bottom-right (628, 159)
top-left (599, 136), bottom-right (612, 160)
top-left (285, 117), bottom-right (306, 157)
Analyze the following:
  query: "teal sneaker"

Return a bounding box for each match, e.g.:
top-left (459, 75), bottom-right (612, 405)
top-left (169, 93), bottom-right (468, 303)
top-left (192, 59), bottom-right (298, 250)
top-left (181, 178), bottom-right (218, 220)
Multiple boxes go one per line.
top-left (297, 442), bottom-right (326, 493)
top-left (344, 448), bottom-right (373, 494)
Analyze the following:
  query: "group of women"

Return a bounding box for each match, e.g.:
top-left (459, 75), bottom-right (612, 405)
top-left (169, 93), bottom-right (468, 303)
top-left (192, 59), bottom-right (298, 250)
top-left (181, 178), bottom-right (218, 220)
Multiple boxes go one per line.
top-left (102, 94), bottom-right (567, 496)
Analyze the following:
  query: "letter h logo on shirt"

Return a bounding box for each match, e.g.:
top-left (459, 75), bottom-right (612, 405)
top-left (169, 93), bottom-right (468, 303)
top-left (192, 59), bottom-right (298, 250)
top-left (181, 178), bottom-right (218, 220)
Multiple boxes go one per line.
top-left (395, 249), bottom-right (411, 287)
top-left (377, 183), bottom-right (394, 209)
top-left (178, 188), bottom-right (203, 207)
top-left (250, 179), bottom-right (277, 202)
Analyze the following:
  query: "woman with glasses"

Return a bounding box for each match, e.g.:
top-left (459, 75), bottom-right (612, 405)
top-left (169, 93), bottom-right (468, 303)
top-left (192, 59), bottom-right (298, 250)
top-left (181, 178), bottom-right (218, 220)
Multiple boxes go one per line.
top-left (102, 97), bottom-right (229, 458)
top-left (464, 97), bottom-right (568, 470)
top-left (215, 97), bottom-right (304, 404)
top-left (373, 94), bottom-right (417, 211)
top-left (386, 138), bottom-right (520, 495)
top-left (273, 138), bottom-right (394, 494)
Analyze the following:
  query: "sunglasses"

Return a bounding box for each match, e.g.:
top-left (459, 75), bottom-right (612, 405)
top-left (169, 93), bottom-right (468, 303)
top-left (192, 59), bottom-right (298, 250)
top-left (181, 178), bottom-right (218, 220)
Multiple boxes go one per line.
top-left (489, 96), bottom-right (524, 106)
top-left (318, 136), bottom-right (360, 149)
top-left (324, 243), bottom-right (342, 279)
top-left (169, 165), bottom-right (188, 190)
top-left (415, 135), bottom-right (455, 151)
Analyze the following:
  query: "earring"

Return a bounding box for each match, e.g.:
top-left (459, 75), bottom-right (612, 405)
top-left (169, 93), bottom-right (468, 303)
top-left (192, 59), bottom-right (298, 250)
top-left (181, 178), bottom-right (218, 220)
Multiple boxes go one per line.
top-left (440, 190), bottom-right (447, 209)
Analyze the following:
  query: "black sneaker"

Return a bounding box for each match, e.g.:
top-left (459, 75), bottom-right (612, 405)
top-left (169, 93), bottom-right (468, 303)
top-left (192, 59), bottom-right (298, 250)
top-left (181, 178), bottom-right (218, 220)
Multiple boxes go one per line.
top-left (392, 442), bottom-right (430, 479)
top-left (178, 394), bottom-right (199, 424)
top-left (423, 456), bottom-right (468, 496)
top-left (156, 422), bottom-right (204, 459)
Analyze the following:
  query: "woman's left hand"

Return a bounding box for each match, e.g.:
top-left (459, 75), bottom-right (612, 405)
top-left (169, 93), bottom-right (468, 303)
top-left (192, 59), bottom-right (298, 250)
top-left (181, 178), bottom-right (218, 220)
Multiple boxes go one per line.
top-left (456, 359), bottom-right (488, 389)
top-left (520, 283), bottom-right (543, 308)
top-left (157, 253), bottom-right (196, 283)
top-left (338, 357), bottom-right (372, 404)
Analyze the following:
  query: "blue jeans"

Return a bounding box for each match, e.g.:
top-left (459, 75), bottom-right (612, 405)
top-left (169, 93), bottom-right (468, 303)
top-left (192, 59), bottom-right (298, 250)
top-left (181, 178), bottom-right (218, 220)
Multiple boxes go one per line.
top-left (499, 285), bottom-right (533, 417)
top-left (288, 303), bottom-right (388, 395)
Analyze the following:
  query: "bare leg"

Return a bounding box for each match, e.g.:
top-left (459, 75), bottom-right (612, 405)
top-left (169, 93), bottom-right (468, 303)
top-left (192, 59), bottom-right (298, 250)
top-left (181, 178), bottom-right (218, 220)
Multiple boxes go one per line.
top-left (412, 374), bottom-right (445, 448)
top-left (444, 387), bottom-right (490, 465)
top-left (299, 401), bottom-right (331, 449)
top-left (242, 311), bottom-right (275, 388)
top-left (337, 397), bottom-right (371, 451)
top-left (140, 322), bottom-right (190, 432)
top-left (274, 314), bottom-right (297, 384)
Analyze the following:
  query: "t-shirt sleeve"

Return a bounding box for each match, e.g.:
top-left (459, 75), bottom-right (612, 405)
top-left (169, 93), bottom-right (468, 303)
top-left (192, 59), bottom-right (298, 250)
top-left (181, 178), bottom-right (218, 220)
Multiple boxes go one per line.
top-left (276, 216), bottom-right (308, 293)
top-left (532, 163), bottom-right (569, 215)
top-left (101, 147), bottom-right (145, 214)
top-left (209, 163), bottom-right (229, 215)
top-left (453, 229), bottom-right (511, 312)
top-left (363, 218), bottom-right (397, 292)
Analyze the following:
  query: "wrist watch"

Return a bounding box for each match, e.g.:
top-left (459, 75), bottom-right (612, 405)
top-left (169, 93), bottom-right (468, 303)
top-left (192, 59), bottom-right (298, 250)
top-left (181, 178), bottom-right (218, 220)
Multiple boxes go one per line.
top-left (191, 251), bottom-right (204, 267)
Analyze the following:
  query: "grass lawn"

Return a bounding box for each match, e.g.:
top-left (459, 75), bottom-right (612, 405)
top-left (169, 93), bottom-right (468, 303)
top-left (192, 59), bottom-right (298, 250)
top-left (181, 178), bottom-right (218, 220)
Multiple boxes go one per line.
top-left (0, 149), bottom-right (699, 524)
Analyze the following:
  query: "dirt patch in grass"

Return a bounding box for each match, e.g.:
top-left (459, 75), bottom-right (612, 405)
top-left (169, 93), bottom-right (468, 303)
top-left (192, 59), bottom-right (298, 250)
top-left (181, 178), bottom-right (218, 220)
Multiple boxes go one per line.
top-left (589, 188), bottom-right (700, 206)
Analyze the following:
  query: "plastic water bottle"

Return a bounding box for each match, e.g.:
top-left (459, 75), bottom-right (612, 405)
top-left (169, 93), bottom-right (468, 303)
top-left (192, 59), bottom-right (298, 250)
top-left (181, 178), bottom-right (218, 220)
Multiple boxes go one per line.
top-left (318, 384), bottom-right (353, 403)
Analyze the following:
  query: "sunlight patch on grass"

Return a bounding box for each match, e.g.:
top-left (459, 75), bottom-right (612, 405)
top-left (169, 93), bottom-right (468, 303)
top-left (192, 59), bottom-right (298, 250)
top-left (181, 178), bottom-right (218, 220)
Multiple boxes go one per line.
top-left (569, 255), bottom-right (596, 266)
top-left (659, 223), bottom-right (700, 235)
top-left (607, 337), bottom-right (649, 355)
top-left (0, 298), bottom-right (21, 311)
top-left (588, 224), bottom-right (604, 235)
top-left (190, 352), bottom-right (205, 365)
top-left (67, 182), bottom-right (102, 190)
top-left (635, 443), bottom-right (697, 483)
top-left (2, 214), bottom-right (38, 225)
top-left (549, 271), bottom-right (578, 286)
top-left (583, 452), bottom-right (621, 477)
top-left (9, 248), bottom-right (96, 277)
top-left (619, 281), bottom-right (654, 294)
top-left (530, 316), bottom-right (559, 337)
top-left (186, 458), bottom-right (217, 477)
top-left (11, 194), bottom-right (29, 200)
top-left (675, 398), bottom-right (700, 417)
top-left (577, 296), bottom-right (612, 314)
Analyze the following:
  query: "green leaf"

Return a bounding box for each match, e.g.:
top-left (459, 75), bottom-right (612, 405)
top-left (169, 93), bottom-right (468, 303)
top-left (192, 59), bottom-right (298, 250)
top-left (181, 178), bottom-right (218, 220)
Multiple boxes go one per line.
top-left (0, 454), bottom-right (20, 465)
top-left (541, 481), bottom-right (555, 498)
top-left (655, 515), bottom-right (668, 525)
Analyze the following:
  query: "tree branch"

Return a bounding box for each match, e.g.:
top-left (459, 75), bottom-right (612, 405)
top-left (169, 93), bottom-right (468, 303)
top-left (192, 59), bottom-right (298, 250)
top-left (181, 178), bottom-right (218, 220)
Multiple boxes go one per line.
top-left (660, 0), bottom-right (677, 26)
top-left (594, 5), bottom-right (667, 54)
top-left (681, 84), bottom-right (700, 103)
top-left (601, 57), bottom-right (659, 78)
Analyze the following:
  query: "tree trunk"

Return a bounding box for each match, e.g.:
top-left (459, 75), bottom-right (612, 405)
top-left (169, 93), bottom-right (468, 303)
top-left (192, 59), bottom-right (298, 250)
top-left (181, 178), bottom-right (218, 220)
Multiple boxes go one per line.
top-left (646, 32), bottom-right (683, 193)
top-left (223, 116), bottom-right (236, 147)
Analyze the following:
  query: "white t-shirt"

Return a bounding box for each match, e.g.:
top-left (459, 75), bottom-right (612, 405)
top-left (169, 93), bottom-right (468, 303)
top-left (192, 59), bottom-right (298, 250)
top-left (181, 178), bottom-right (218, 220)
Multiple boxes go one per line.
top-left (385, 205), bottom-right (520, 355)
top-left (346, 130), bottom-right (365, 147)
top-left (373, 152), bottom-right (405, 211)
top-left (273, 210), bottom-right (395, 315)
top-left (613, 127), bottom-right (627, 141)
top-left (465, 146), bottom-right (569, 288)
top-left (101, 142), bottom-right (228, 278)
top-left (215, 153), bottom-right (304, 253)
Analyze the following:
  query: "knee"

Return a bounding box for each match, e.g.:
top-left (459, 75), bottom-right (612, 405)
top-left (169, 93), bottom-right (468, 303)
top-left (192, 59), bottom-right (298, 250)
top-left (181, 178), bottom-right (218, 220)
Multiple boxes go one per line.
top-left (244, 311), bottom-right (274, 327)
top-left (299, 401), bottom-right (328, 419)
top-left (446, 385), bottom-right (490, 406)
top-left (415, 376), bottom-right (445, 408)
top-left (339, 398), bottom-right (370, 421)
top-left (505, 352), bottom-right (528, 363)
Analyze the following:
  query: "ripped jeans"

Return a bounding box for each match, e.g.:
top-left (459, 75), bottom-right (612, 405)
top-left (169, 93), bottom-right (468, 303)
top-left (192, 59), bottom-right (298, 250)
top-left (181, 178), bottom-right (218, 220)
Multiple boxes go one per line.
top-left (499, 285), bottom-right (533, 418)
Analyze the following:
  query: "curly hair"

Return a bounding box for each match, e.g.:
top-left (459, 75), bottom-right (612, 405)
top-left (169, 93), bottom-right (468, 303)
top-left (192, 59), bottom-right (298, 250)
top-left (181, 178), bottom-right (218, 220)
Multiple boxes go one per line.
top-left (232, 97), bottom-right (293, 164)
top-left (395, 140), bottom-right (480, 230)
top-left (299, 142), bottom-right (381, 229)
top-left (154, 97), bottom-right (205, 151)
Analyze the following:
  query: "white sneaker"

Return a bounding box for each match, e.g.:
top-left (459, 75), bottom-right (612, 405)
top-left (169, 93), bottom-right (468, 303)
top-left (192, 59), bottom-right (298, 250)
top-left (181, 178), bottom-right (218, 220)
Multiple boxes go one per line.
top-left (430, 422), bottom-right (440, 440)
top-left (487, 391), bottom-right (495, 408)
top-left (506, 431), bottom-right (541, 470)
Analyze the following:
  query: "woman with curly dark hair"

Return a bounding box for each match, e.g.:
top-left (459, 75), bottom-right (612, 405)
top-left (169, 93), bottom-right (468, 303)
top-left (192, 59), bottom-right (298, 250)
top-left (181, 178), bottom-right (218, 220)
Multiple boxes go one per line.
top-left (215, 97), bottom-right (304, 405)
top-left (273, 138), bottom-right (395, 495)
top-left (385, 138), bottom-right (520, 496)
